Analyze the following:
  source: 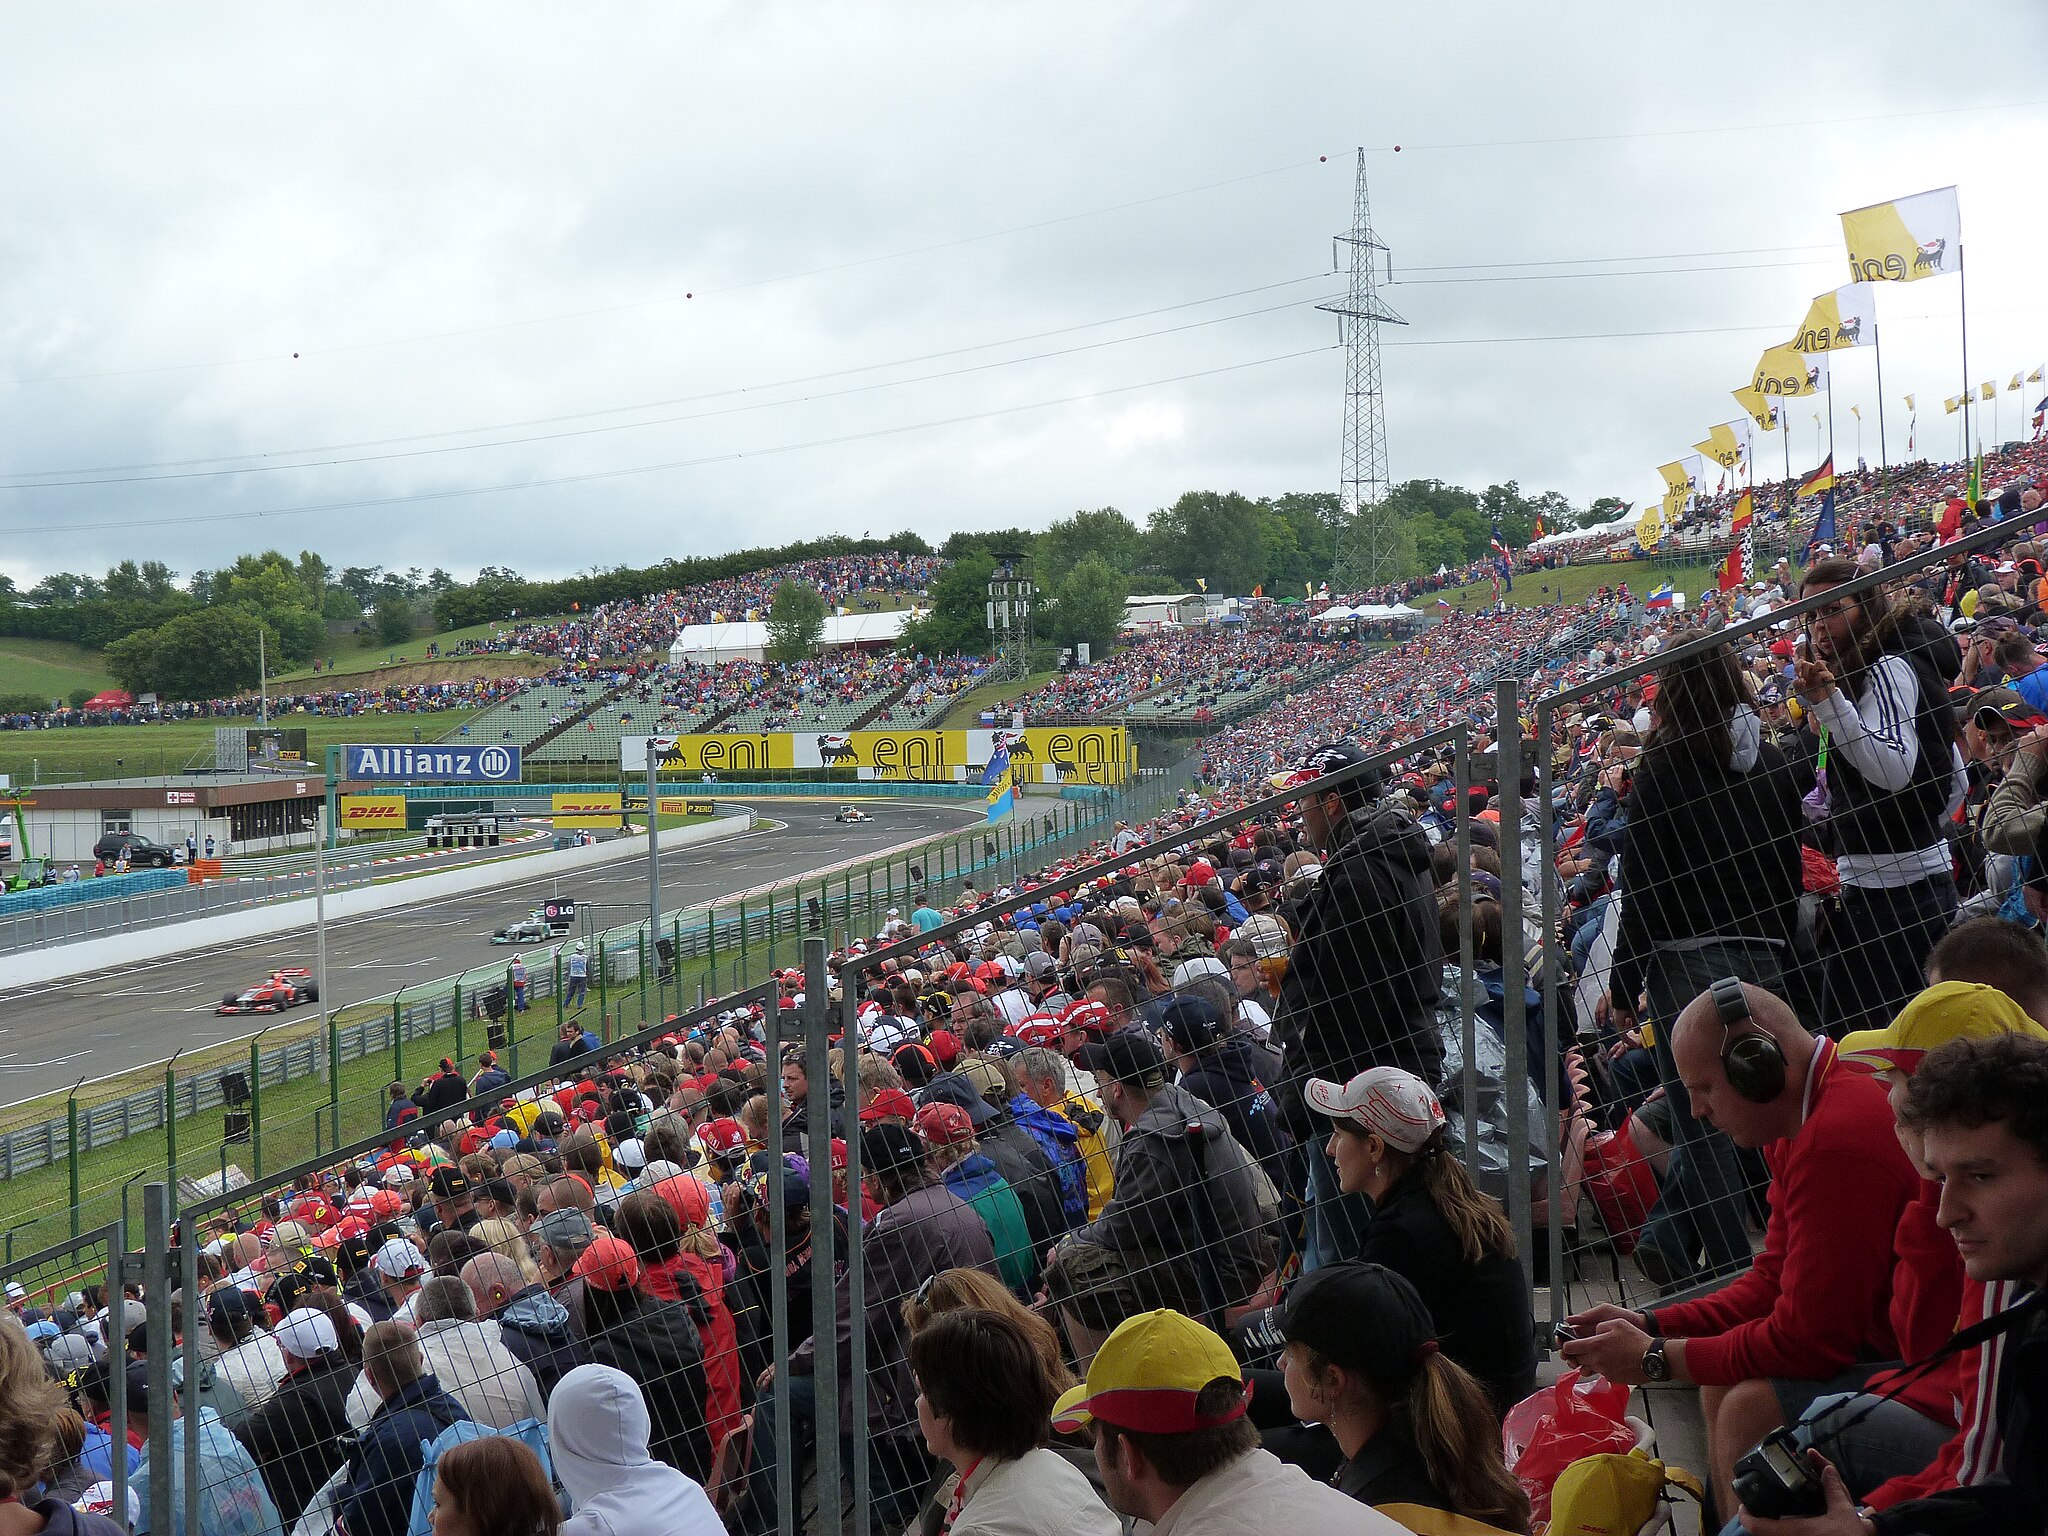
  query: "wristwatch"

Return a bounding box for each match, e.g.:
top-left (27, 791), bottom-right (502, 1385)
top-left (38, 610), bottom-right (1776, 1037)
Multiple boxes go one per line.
top-left (1641, 1338), bottom-right (1671, 1382)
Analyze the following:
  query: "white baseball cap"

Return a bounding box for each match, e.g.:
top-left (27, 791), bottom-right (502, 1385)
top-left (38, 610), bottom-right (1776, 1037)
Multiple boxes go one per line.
top-left (1303, 1067), bottom-right (1446, 1154)
top-left (1170, 956), bottom-right (1229, 988)
top-left (612, 1138), bottom-right (647, 1172)
top-left (370, 1237), bottom-right (428, 1280)
top-left (272, 1307), bottom-right (340, 1360)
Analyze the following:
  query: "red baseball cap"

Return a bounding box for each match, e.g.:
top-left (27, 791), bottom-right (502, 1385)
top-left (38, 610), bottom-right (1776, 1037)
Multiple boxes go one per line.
top-left (829, 1137), bottom-right (848, 1172)
top-left (912, 1102), bottom-right (976, 1148)
top-left (1015, 1015), bottom-right (1066, 1050)
top-left (928, 1029), bottom-right (962, 1066)
top-left (698, 1118), bottom-right (747, 1157)
top-left (1061, 1000), bottom-right (1115, 1038)
top-left (573, 1235), bottom-right (641, 1293)
top-left (859, 1088), bottom-right (918, 1125)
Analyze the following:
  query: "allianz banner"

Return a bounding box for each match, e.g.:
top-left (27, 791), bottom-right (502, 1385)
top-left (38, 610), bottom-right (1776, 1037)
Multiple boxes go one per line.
top-left (622, 727), bottom-right (1131, 784)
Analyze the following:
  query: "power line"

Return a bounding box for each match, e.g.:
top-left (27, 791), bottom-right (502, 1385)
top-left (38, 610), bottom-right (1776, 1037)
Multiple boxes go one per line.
top-left (1396, 243), bottom-right (1835, 273)
top-left (0, 346), bottom-right (1336, 538)
top-left (5, 274), bottom-right (1333, 480)
top-left (0, 292), bottom-right (1341, 491)
top-left (1391, 257), bottom-right (1836, 287)
top-left (6, 159), bottom-right (1330, 386)
top-left (1368, 94), bottom-right (2048, 155)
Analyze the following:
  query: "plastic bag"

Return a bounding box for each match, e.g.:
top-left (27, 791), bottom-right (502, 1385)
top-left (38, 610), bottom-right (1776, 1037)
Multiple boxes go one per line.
top-left (1582, 1120), bottom-right (1658, 1255)
top-left (1503, 1368), bottom-right (1639, 1527)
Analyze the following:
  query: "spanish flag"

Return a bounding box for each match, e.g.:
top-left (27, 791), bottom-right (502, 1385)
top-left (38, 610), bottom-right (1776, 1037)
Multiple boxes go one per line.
top-left (1797, 457), bottom-right (1835, 498)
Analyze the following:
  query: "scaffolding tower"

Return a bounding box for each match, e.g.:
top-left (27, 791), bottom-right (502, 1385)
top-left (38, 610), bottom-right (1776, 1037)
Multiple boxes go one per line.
top-left (1320, 147), bottom-right (1406, 589)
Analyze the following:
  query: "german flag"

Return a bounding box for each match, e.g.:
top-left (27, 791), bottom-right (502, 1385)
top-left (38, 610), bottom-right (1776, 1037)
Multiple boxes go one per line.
top-left (1797, 456), bottom-right (1835, 498)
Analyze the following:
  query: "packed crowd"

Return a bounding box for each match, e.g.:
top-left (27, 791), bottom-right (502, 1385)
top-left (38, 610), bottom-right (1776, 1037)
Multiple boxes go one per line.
top-left (1004, 612), bottom-right (1349, 721)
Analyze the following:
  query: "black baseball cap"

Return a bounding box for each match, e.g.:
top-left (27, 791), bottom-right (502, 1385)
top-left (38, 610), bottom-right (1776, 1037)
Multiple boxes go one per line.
top-left (1278, 1262), bottom-right (1436, 1384)
top-left (860, 1121), bottom-right (926, 1179)
top-left (1269, 741), bottom-right (1384, 803)
top-left (1159, 994), bottom-right (1228, 1054)
top-left (429, 1167), bottom-right (472, 1200)
top-left (1076, 1027), bottom-right (1167, 1086)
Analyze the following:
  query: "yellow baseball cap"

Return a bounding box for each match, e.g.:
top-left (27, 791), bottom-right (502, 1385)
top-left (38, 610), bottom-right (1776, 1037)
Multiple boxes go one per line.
top-left (1839, 981), bottom-right (2047, 1074)
top-left (1050, 1309), bottom-right (1250, 1434)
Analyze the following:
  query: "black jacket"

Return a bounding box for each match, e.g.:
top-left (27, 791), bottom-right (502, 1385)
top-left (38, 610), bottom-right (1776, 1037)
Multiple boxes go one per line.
top-left (490, 1284), bottom-right (591, 1403)
top-left (1872, 1290), bottom-right (2046, 1536)
top-left (1609, 714), bottom-right (1804, 1006)
top-left (583, 1288), bottom-right (712, 1485)
top-left (237, 1351), bottom-right (355, 1527)
top-left (1177, 1036), bottom-right (1290, 1170)
top-left (1272, 803), bottom-right (1443, 1132)
top-left (416, 1068), bottom-right (471, 1120)
top-left (1358, 1168), bottom-right (1537, 1414)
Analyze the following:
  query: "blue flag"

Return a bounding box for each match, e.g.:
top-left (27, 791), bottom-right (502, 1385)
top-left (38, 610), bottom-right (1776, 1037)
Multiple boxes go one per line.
top-left (1489, 520), bottom-right (1514, 591)
top-left (1803, 488), bottom-right (1837, 559)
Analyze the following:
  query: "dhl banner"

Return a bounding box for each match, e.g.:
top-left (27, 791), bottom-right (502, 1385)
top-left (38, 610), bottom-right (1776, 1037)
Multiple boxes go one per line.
top-left (1840, 186), bottom-right (1960, 285)
top-left (1794, 283), bottom-right (1877, 353)
top-left (339, 794), bottom-right (407, 829)
top-left (622, 727), bottom-right (1132, 785)
top-left (552, 791), bottom-right (623, 829)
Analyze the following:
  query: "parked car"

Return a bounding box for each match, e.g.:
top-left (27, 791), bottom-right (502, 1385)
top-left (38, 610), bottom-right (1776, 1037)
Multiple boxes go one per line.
top-left (92, 832), bottom-right (179, 868)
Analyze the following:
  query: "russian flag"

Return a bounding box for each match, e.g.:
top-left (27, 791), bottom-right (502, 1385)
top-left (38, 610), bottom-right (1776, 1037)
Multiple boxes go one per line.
top-left (1645, 583), bottom-right (1675, 609)
top-left (1436, 596), bottom-right (1451, 610)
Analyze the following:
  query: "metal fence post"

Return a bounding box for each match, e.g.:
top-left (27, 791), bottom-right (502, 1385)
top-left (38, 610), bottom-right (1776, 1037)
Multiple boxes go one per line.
top-left (763, 986), bottom-right (795, 1536)
top-left (165, 1054), bottom-right (183, 1191)
top-left (637, 929), bottom-right (649, 1025)
top-left (738, 895), bottom-right (749, 984)
top-left (327, 1018), bottom-right (342, 1150)
top-left (391, 988), bottom-right (406, 1084)
top-left (66, 1081), bottom-right (83, 1238)
top-left (802, 938), bottom-right (842, 1532)
top-left (1453, 735), bottom-right (1479, 1178)
top-left (1495, 678), bottom-right (1535, 1289)
top-left (597, 937), bottom-right (609, 1019)
top-left (249, 1031), bottom-right (266, 1178)
top-left (142, 1184), bottom-right (174, 1536)
top-left (1534, 696), bottom-right (1567, 1333)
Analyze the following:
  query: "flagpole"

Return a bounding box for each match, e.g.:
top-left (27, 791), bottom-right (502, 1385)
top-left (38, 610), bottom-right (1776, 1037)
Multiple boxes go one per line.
top-left (1958, 242), bottom-right (1973, 464)
top-left (1874, 325), bottom-right (1889, 474)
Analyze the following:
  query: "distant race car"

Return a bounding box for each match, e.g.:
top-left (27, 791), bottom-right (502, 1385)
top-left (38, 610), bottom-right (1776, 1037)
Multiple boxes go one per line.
top-left (218, 968), bottom-right (319, 1014)
top-left (835, 805), bottom-right (873, 824)
top-left (491, 910), bottom-right (552, 944)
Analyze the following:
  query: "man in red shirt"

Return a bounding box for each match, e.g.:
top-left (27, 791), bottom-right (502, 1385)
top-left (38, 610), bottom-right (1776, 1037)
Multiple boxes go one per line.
top-left (1564, 981), bottom-right (1919, 1521)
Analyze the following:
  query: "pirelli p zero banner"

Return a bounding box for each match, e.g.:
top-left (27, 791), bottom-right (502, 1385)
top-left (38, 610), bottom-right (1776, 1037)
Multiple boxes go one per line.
top-left (552, 791), bottom-right (623, 829)
top-left (339, 794), bottom-right (408, 829)
top-left (622, 727), bottom-right (1132, 785)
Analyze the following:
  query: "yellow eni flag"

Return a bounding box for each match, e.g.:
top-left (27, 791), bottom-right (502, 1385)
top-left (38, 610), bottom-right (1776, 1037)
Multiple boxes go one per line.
top-left (1694, 423), bottom-right (1742, 469)
top-left (2032, 367), bottom-right (2045, 384)
top-left (1636, 500), bottom-right (1663, 550)
top-left (1945, 396), bottom-right (1962, 415)
top-left (1755, 344), bottom-right (1826, 397)
top-left (2012, 375), bottom-right (2024, 392)
top-left (1794, 283), bottom-right (1878, 351)
top-left (1982, 381), bottom-right (1997, 402)
top-left (1840, 186), bottom-right (1961, 283)
top-left (1732, 385), bottom-right (1778, 432)
top-left (1904, 394), bottom-right (1915, 411)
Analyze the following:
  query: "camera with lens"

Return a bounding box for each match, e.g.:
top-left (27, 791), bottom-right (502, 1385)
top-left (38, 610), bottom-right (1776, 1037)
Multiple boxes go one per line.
top-left (1732, 1429), bottom-right (1825, 1520)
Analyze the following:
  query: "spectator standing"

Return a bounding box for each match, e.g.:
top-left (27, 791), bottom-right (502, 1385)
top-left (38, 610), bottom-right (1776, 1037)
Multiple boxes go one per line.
top-left (0, 1315), bottom-right (129, 1535)
top-left (460, 1251), bottom-right (588, 1403)
top-left (913, 1102), bottom-right (1037, 1296)
top-left (565, 942), bottom-right (590, 1010)
top-left (1265, 744), bottom-right (1442, 1270)
top-left (1796, 559), bottom-right (1965, 1033)
top-left (130, 1352), bottom-right (287, 1536)
top-left (575, 1235), bottom-right (712, 1484)
top-left (1013, 1043), bottom-right (1115, 1219)
top-left (1607, 635), bottom-right (1804, 1289)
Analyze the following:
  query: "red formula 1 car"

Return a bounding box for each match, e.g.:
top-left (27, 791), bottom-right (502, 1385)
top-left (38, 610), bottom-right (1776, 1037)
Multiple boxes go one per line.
top-left (218, 967), bottom-right (320, 1014)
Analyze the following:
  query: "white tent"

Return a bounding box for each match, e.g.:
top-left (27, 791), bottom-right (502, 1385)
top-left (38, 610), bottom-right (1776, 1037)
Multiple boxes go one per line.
top-left (667, 608), bottom-right (916, 666)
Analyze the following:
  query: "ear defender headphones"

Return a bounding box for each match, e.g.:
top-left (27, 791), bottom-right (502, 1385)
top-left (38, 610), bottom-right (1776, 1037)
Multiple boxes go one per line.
top-left (1709, 975), bottom-right (1787, 1103)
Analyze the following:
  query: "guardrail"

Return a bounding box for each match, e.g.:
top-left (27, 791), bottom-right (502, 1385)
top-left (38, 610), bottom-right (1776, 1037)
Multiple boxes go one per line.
top-left (0, 769), bottom-right (1194, 1254)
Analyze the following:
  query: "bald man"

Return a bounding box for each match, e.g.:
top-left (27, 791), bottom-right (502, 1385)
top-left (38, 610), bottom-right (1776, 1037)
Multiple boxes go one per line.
top-left (460, 1250), bottom-right (588, 1403)
top-left (1564, 981), bottom-right (1919, 1522)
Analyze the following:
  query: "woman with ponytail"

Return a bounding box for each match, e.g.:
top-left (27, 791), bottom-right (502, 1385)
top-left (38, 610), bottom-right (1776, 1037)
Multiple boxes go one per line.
top-left (1279, 1261), bottom-right (1531, 1533)
top-left (1305, 1066), bottom-right (1536, 1412)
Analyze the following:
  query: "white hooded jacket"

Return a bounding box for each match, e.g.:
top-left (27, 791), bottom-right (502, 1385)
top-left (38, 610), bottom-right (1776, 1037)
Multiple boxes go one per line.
top-left (551, 1363), bottom-right (722, 1536)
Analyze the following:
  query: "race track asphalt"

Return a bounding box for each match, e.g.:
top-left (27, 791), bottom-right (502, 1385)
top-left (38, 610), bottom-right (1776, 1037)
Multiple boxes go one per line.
top-left (0, 800), bottom-right (979, 1104)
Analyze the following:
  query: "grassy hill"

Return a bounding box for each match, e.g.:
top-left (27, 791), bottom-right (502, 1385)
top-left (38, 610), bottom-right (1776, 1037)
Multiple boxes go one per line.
top-left (0, 638), bottom-right (118, 703)
top-left (0, 710), bottom-right (482, 785)
top-left (268, 614), bottom-right (574, 683)
top-left (1432, 556), bottom-right (1729, 614)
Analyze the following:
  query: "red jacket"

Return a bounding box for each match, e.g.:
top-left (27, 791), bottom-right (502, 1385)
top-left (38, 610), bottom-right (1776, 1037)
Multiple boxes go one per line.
top-left (1867, 1278), bottom-right (2026, 1511)
top-left (1655, 1041), bottom-right (1919, 1385)
top-left (1864, 1178), bottom-right (1967, 1426)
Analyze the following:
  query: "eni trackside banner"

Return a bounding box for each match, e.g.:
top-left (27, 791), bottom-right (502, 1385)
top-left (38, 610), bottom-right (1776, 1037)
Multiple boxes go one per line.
top-left (344, 743), bottom-right (522, 782)
top-left (621, 727), bottom-right (1131, 785)
top-left (339, 795), bottom-right (407, 829)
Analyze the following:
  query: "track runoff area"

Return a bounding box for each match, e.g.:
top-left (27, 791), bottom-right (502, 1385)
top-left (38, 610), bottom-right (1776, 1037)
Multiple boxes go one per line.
top-left (0, 796), bottom-right (979, 1104)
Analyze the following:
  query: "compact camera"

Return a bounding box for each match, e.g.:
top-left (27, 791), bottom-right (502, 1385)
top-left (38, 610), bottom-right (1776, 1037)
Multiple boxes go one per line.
top-left (1731, 1429), bottom-right (1825, 1520)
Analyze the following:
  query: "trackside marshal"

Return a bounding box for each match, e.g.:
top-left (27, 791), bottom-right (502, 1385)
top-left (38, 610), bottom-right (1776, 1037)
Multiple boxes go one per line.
top-left (344, 744), bottom-right (523, 782)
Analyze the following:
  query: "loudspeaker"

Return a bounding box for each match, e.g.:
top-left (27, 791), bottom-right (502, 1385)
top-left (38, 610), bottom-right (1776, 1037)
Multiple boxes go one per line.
top-left (1709, 975), bottom-right (1787, 1103)
top-left (220, 1070), bottom-right (250, 1108)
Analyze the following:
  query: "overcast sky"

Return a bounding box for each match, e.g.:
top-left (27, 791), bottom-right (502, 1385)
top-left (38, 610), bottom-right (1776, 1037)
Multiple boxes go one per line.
top-left (3, 3), bottom-right (2044, 589)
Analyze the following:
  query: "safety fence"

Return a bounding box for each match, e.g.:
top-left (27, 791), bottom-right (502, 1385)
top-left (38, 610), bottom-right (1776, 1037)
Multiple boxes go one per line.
top-left (0, 771), bottom-right (1193, 1261)
top-left (5, 517), bottom-right (2018, 1532)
